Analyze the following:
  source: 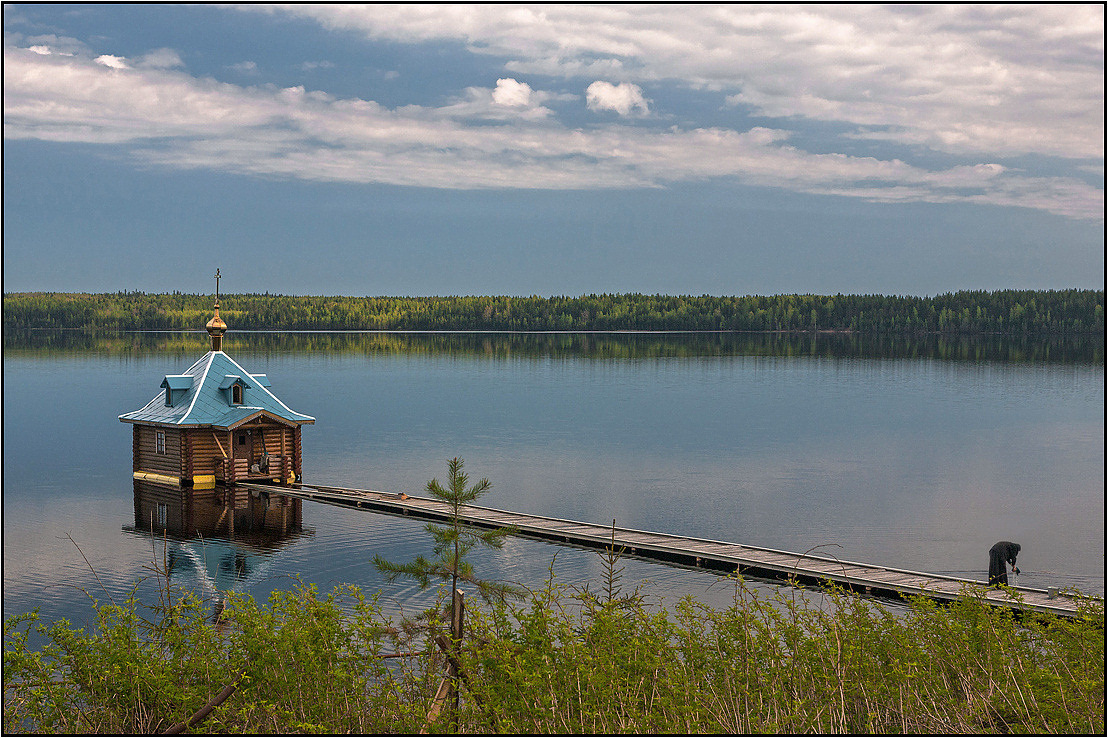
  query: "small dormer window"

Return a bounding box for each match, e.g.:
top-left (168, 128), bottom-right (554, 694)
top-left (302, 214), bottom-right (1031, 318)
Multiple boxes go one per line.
top-left (161, 375), bottom-right (192, 407)
top-left (219, 375), bottom-right (251, 406)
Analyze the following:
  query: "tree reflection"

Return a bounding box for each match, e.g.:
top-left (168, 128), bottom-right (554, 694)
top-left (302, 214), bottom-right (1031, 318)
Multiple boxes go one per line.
top-left (8, 329), bottom-right (1103, 364)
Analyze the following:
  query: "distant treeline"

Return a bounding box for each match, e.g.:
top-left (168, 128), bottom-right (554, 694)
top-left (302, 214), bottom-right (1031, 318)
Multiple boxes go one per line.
top-left (3, 289), bottom-right (1104, 334)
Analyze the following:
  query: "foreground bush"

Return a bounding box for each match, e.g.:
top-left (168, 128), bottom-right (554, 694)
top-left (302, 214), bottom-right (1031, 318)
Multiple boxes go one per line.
top-left (461, 582), bottom-right (1104, 733)
top-left (3, 586), bottom-right (436, 734)
top-left (4, 578), bottom-right (1104, 734)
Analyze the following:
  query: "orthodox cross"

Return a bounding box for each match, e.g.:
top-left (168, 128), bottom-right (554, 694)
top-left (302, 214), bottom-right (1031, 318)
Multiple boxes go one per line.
top-left (214, 268), bottom-right (221, 301)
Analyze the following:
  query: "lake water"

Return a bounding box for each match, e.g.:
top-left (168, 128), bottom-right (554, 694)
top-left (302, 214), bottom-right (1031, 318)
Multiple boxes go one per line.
top-left (3, 331), bottom-right (1104, 632)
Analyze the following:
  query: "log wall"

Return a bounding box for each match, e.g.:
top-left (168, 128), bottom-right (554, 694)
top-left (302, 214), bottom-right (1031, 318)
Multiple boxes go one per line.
top-left (134, 426), bottom-right (184, 477)
top-left (293, 426), bottom-right (303, 477)
top-left (186, 429), bottom-right (230, 478)
top-left (133, 420), bottom-right (304, 484)
top-left (254, 427), bottom-right (289, 456)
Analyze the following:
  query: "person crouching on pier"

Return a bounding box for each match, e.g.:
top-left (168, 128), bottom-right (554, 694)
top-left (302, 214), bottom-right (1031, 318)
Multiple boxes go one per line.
top-left (989, 541), bottom-right (1021, 586)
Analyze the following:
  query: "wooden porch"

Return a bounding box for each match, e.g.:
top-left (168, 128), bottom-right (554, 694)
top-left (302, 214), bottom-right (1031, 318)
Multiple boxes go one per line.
top-left (215, 454), bottom-right (295, 484)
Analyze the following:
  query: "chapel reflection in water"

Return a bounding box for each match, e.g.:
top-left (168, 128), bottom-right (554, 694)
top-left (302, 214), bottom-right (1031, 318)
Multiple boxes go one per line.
top-left (125, 480), bottom-right (309, 609)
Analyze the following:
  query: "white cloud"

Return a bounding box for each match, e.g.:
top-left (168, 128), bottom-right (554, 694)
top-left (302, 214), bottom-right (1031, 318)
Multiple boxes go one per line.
top-left (94, 54), bottom-right (128, 69)
top-left (21, 34), bottom-right (87, 57)
top-left (2, 42), bottom-right (1101, 220)
top-left (586, 81), bottom-right (649, 116)
top-left (137, 48), bottom-right (184, 69)
top-left (302, 60), bottom-right (335, 71)
top-left (26, 45), bottom-right (51, 55)
top-left (428, 78), bottom-right (569, 121)
top-left (492, 78), bottom-right (533, 107)
top-left (260, 4), bottom-right (1104, 161)
top-left (229, 60), bottom-right (258, 74)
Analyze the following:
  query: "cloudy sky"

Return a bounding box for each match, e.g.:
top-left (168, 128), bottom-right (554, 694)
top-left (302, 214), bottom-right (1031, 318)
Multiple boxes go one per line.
top-left (4, 4), bottom-right (1104, 297)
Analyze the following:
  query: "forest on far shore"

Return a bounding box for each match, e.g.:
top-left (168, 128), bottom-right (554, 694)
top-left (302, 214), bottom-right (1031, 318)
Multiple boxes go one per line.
top-left (3, 289), bottom-right (1103, 335)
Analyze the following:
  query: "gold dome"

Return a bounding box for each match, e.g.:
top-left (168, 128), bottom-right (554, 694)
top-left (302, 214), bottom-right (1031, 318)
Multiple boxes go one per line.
top-left (206, 301), bottom-right (227, 350)
top-left (206, 268), bottom-right (227, 350)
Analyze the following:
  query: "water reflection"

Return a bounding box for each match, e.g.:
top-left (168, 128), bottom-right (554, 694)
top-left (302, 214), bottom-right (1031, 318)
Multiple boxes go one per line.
top-left (124, 480), bottom-right (310, 613)
top-left (3, 330), bottom-right (1101, 637)
top-left (120, 479), bottom-right (765, 619)
top-left (6, 329), bottom-right (1104, 364)
top-left (127, 480), bottom-right (304, 542)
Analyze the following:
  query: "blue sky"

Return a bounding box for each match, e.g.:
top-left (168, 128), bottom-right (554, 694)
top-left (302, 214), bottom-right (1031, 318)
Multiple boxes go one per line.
top-left (3, 4), bottom-right (1104, 297)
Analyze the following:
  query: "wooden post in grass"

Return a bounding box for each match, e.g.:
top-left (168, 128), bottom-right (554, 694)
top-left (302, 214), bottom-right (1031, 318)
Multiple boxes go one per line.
top-left (421, 678), bottom-right (451, 735)
top-left (449, 588), bottom-right (464, 726)
top-left (421, 588), bottom-right (466, 734)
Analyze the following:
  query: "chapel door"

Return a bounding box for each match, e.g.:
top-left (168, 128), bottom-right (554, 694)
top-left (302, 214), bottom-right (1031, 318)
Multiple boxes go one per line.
top-left (234, 429), bottom-right (254, 465)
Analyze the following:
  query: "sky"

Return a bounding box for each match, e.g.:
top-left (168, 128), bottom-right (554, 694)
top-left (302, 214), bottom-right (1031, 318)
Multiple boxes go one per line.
top-left (3, 3), bottom-right (1104, 297)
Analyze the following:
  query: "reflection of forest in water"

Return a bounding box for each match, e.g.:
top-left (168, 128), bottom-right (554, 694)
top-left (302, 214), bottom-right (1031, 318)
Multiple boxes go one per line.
top-left (6, 329), bottom-right (1104, 364)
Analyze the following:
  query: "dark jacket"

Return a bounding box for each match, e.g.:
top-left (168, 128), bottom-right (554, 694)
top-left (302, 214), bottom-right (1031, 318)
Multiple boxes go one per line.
top-left (988, 541), bottom-right (1020, 586)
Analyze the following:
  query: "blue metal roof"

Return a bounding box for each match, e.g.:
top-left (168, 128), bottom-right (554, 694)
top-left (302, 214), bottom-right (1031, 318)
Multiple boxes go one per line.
top-left (120, 351), bottom-right (315, 428)
top-left (161, 375), bottom-right (193, 391)
top-left (218, 375), bottom-right (251, 390)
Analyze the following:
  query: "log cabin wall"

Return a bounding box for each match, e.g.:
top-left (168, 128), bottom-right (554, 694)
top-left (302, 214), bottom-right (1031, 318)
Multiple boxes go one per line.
top-left (134, 426), bottom-right (183, 478)
top-left (293, 425), bottom-right (303, 477)
top-left (238, 422), bottom-right (292, 456)
top-left (255, 426), bottom-right (290, 456)
top-left (133, 422), bottom-right (303, 486)
top-left (185, 422), bottom-right (299, 484)
top-left (185, 429), bottom-right (229, 478)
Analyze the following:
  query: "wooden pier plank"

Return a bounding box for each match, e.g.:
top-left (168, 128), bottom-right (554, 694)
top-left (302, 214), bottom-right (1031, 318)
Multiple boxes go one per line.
top-left (236, 482), bottom-right (1087, 618)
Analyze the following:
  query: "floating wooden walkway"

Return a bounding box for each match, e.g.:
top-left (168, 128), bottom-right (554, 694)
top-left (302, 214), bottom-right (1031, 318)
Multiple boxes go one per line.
top-left (238, 481), bottom-right (1093, 619)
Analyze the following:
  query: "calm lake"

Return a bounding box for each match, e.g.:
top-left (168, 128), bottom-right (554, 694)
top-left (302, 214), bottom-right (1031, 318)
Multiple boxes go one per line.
top-left (3, 331), bottom-right (1104, 632)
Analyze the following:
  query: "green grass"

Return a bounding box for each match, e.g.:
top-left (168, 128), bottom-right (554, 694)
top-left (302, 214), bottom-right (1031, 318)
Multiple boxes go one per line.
top-left (4, 577), bottom-right (1104, 734)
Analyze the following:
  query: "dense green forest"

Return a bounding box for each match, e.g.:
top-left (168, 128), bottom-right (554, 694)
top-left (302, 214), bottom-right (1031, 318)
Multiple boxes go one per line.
top-left (3, 289), bottom-right (1104, 334)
